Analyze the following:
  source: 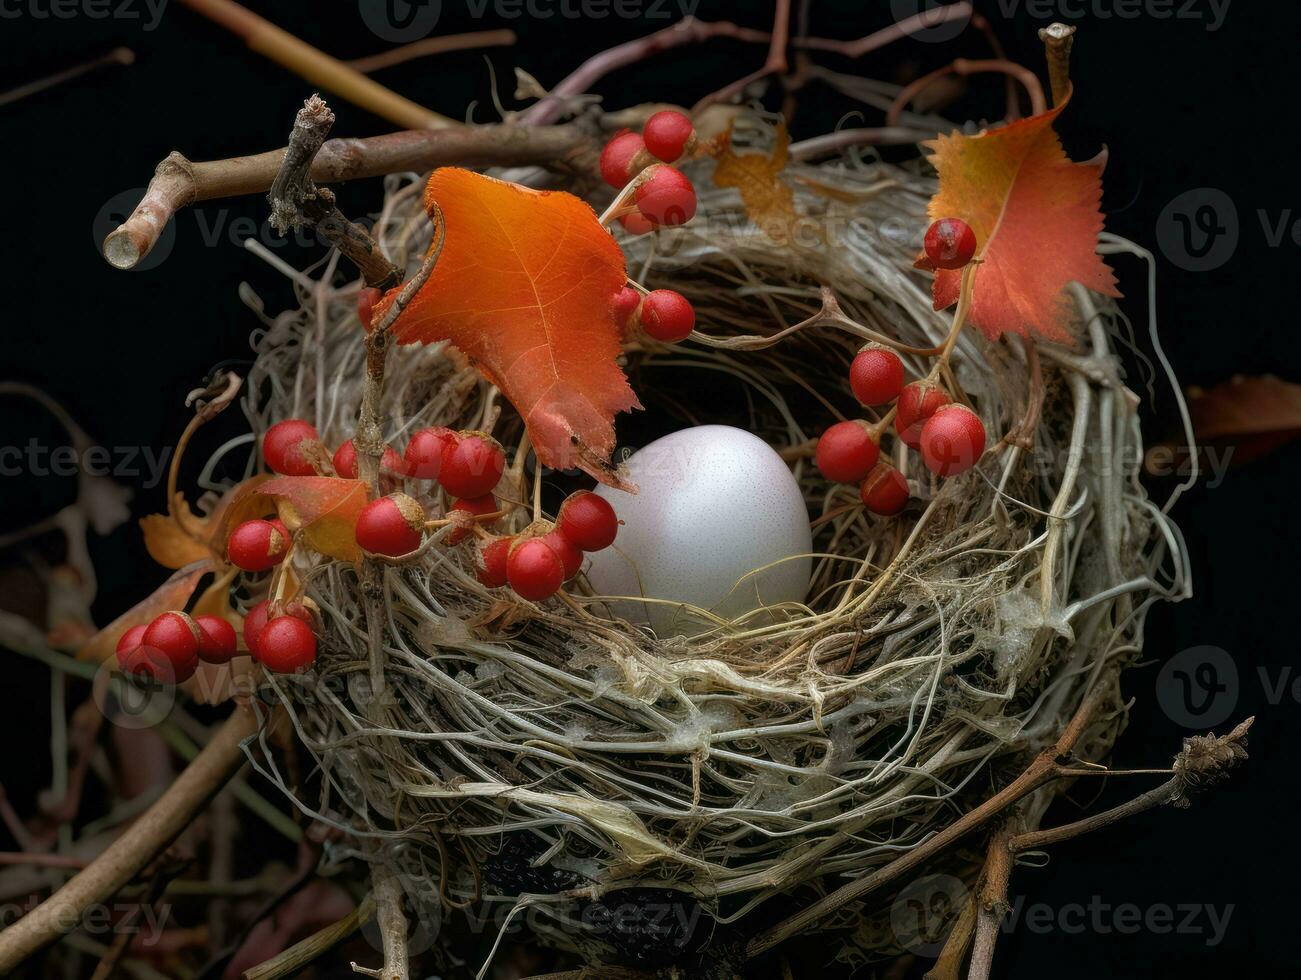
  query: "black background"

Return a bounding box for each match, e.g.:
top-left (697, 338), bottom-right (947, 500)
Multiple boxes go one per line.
top-left (1, 1), bottom-right (1297, 976)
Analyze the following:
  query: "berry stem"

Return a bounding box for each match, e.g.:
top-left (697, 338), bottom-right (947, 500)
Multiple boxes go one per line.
top-left (925, 261), bottom-right (980, 385)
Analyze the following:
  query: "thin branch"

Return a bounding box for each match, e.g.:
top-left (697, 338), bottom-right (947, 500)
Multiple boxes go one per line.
top-left (102, 124), bottom-right (595, 271)
top-left (966, 823), bottom-right (1016, 980)
top-left (746, 680), bottom-right (1111, 957)
top-left (175, 0), bottom-right (454, 129)
top-left (519, 16), bottom-right (773, 125)
top-left (887, 58), bottom-right (1046, 128)
top-left (347, 30), bottom-right (517, 73)
top-left (693, 0), bottom-right (792, 111)
top-left (242, 895), bottom-right (374, 980)
top-left (0, 708), bottom-right (264, 970)
top-left (0, 46), bottom-right (134, 108)
top-left (351, 863), bottom-right (409, 980)
top-left (269, 95), bottom-right (403, 289)
top-left (793, 2), bottom-right (974, 58)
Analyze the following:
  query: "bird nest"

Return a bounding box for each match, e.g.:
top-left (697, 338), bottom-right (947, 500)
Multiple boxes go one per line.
top-left (231, 127), bottom-right (1186, 970)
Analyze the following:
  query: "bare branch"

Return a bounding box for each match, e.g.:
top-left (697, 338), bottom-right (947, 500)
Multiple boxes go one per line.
top-left (102, 124), bottom-right (596, 271)
top-left (0, 708), bottom-right (265, 970)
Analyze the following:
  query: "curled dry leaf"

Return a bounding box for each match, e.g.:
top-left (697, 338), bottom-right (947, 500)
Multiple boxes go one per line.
top-left (712, 122), bottom-right (798, 241)
top-left (260, 475), bottom-right (369, 563)
top-left (918, 88), bottom-right (1119, 342)
top-left (375, 168), bottom-right (640, 488)
top-left (141, 475), bottom-right (275, 570)
top-left (1146, 375), bottom-right (1301, 474)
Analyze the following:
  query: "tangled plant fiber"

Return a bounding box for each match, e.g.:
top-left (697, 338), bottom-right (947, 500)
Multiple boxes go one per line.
top-left (227, 120), bottom-right (1188, 967)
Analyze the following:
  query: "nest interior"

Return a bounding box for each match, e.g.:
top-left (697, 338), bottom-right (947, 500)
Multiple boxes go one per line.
top-left (230, 122), bottom-right (1187, 968)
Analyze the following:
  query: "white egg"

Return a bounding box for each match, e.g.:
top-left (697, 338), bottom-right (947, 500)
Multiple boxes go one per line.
top-left (586, 425), bottom-right (813, 637)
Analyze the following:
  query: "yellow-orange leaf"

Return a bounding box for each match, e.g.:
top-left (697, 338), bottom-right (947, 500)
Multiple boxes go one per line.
top-left (140, 476), bottom-right (275, 570)
top-left (377, 168), bottom-right (640, 488)
top-left (712, 123), bottom-right (797, 241)
top-left (260, 476), bottom-right (368, 563)
top-left (922, 92), bottom-right (1119, 342)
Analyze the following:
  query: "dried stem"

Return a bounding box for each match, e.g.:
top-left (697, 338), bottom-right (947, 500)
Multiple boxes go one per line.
top-left (0, 708), bottom-right (263, 970)
top-left (887, 58), bottom-right (1046, 127)
top-left (176, 0), bottom-right (452, 129)
top-left (966, 823), bottom-right (1016, 980)
top-left (746, 681), bottom-right (1110, 957)
top-left (0, 46), bottom-right (134, 108)
top-left (243, 895), bottom-right (375, 980)
top-left (102, 124), bottom-right (595, 271)
top-left (1039, 23), bottom-right (1077, 108)
top-left (269, 95), bottom-right (403, 289)
top-left (347, 30), bottom-right (516, 73)
top-left (693, 0), bottom-right (792, 111)
top-left (794, 2), bottom-right (974, 57)
top-left (352, 864), bottom-right (408, 980)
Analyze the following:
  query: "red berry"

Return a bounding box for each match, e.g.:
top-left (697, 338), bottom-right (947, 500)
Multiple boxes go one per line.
top-left (262, 419), bottom-right (320, 476)
top-left (600, 130), bottom-right (645, 189)
top-left (447, 494), bottom-right (498, 545)
top-left (542, 530), bottom-right (583, 580)
top-left (193, 614), bottom-right (238, 664)
top-left (115, 624), bottom-right (156, 676)
top-left (332, 439), bottom-right (405, 480)
top-left (141, 612), bottom-right (200, 681)
top-left (923, 218), bottom-right (977, 270)
top-left (257, 616), bottom-right (317, 673)
top-left (358, 286), bottom-right (382, 330)
top-left (849, 345), bottom-right (905, 406)
top-left (860, 462), bottom-right (910, 516)
top-left (557, 492), bottom-right (618, 552)
top-left (404, 427), bottom-right (458, 480)
top-left (618, 212), bottom-right (658, 235)
top-left (612, 286), bottom-right (642, 336)
top-left (227, 518), bottom-right (289, 572)
top-left (920, 405), bottom-right (987, 477)
top-left (639, 289), bottom-right (695, 343)
top-left (642, 110), bottom-right (695, 162)
top-left (243, 599), bottom-right (272, 658)
top-left (355, 493), bottom-right (425, 557)
top-left (816, 420), bottom-right (881, 484)
top-left (440, 431), bottom-right (505, 499)
top-left (507, 538), bottom-right (565, 601)
top-left (477, 536), bottom-right (513, 588)
top-left (634, 165), bottom-right (696, 226)
top-left (895, 381), bottom-right (951, 449)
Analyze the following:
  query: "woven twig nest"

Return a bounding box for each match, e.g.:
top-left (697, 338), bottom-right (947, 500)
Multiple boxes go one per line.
top-left (235, 125), bottom-right (1185, 969)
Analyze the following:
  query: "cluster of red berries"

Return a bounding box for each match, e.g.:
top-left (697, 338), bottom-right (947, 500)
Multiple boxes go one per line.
top-left (600, 109), bottom-right (699, 234)
top-left (612, 286), bottom-right (695, 344)
top-left (476, 491), bottom-right (619, 602)
top-left (815, 219), bottom-right (988, 512)
top-left (231, 420), bottom-right (511, 564)
top-left (115, 610), bottom-right (237, 683)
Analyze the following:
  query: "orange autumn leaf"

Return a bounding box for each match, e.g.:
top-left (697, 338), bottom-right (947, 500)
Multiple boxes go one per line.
top-left (141, 475), bottom-right (275, 570)
top-left (77, 559), bottom-right (215, 663)
top-left (712, 122), bottom-right (797, 241)
top-left (921, 91), bottom-right (1119, 342)
top-left (1146, 375), bottom-right (1301, 473)
top-left (260, 476), bottom-right (369, 563)
top-left (377, 168), bottom-right (639, 488)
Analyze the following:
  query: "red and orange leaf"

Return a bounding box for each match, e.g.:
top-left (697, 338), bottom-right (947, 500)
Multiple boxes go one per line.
top-left (375, 168), bottom-right (640, 488)
top-left (140, 475), bottom-right (275, 570)
top-left (922, 91), bottom-right (1119, 342)
top-left (260, 476), bottom-right (368, 563)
